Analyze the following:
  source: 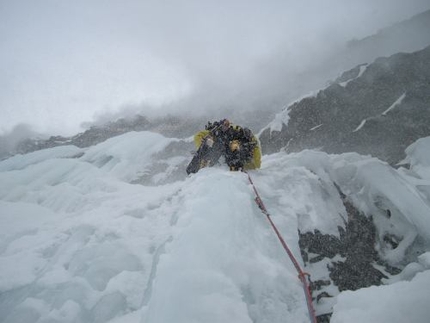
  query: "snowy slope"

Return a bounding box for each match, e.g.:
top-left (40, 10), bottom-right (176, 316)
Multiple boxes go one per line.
top-left (1, 131), bottom-right (430, 323)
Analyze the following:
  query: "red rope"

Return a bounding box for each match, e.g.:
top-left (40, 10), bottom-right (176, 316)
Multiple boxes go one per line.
top-left (246, 171), bottom-right (317, 323)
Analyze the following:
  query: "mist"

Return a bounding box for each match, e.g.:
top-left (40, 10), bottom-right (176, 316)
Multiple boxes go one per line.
top-left (0, 124), bottom-right (41, 158)
top-left (1, 0), bottom-right (430, 136)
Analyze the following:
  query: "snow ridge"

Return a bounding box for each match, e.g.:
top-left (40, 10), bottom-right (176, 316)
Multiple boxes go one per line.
top-left (1, 131), bottom-right (430, 323)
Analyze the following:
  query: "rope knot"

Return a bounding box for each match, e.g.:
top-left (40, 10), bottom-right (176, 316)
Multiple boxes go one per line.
top-left (298, 272), bottom-right (312, 283)
top-left (254, 197), bottom-right (264, 210)
top-left (299, 272), bottom-right (310, 278)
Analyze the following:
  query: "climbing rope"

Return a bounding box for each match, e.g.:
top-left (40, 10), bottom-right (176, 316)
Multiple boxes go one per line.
top-left (245, 171), bottom-right (317, 323)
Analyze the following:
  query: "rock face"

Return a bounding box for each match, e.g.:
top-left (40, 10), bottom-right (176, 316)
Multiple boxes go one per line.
top-left (13, 115), bottom-right (151, 155)
top-left (6, 115), bottom-right (203, 159)
top-left (259, 45), bottom-right (430, 165)
top-left (299, 186), bottom-right (401, 322)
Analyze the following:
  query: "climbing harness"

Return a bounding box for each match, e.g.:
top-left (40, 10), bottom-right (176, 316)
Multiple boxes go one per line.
top-left (245, 171), bottom-right (318, 323)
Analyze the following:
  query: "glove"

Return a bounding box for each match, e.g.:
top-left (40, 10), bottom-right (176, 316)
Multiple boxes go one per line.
top-left (205, 136), bottom-right (214, 148)
top-left (229, 140), bottom-right (240, 152)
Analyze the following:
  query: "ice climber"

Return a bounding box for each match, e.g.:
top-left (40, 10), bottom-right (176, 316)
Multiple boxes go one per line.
top-left (186, 119), bottom-right (261, 174)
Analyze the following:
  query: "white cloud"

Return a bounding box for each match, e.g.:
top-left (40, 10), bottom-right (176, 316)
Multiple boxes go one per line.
top-left (1, 0), bottom-right (429, 135)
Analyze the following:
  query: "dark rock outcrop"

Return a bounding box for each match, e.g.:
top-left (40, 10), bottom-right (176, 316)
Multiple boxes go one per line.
top-left (5, 115), bottom-right (203, 159)
top-left (260, 45), bottom-right (430, 165)
top-left (299, 186), bottom-right (402, 322)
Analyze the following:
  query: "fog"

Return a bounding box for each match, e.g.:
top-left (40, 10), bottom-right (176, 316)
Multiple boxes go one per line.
top-left (1, 0), bottom-right (430, 137)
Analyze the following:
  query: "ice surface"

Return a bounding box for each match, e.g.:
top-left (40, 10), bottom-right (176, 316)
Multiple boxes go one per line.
top-left (1, 132), bottom-right (430, 322)
top-left (331, 270), bottom-right (430, 323)
top-left (402, 136), bottom-right (430, 181)
top-left (0, 145), bottom-right (83, 172)
top-left (143, 169), bottom-right (309, 323)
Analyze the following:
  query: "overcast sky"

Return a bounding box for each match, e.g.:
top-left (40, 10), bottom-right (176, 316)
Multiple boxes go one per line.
top-left (1, 0), bottom-right (429, 136)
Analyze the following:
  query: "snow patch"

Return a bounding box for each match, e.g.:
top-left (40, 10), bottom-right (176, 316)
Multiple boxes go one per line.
top-left (310, 124), bottom-right (323, 131)
top-left (352, 119), bottom-right (366, 132)
top-left (261, 90), bottom-right (319, 135)
top-left (331, 270), bottom-right (430, 323)
top-left (382, 93), bottom-right (406, 116)
top-left (339, 64), bottom-right (368, 87)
